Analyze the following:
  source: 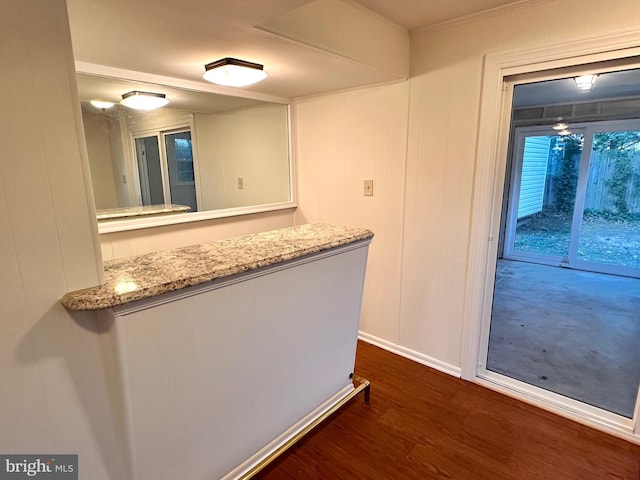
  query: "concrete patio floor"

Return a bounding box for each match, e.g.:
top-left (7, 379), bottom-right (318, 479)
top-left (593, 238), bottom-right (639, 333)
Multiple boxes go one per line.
top-left (487, 259), bottom-right (640, 418)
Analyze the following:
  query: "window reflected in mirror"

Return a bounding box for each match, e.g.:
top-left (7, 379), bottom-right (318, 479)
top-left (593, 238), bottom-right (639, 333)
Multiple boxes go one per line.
top-left (77, 73), bottom-right (292, 226)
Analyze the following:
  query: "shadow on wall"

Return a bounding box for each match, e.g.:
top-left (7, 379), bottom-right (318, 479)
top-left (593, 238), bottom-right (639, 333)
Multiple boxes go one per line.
top-left (17, 305), bottom-right (133, 479)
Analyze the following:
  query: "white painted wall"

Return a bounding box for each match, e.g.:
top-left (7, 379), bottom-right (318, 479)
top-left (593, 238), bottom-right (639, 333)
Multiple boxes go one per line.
top-left (82, 110), bottom-right (119, 208)
top-left (108, 113), bottom-right (132, 207)
top-left (99, 209), bottom-right (295, 260)
top-left (295, 0), bottom-right (640, 373)
top-left (0, 1), bottom-right (128, 478)
top-left (125, 106), bottom-right (192, 134)
top-left (194, 104), bottom-right (290, 211)
top-left (294, 82), bottom-right (409, 343)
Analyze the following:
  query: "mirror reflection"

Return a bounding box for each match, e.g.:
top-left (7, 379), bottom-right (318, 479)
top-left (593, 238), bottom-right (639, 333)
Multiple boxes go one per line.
top-left (77, 74), bottom-right (292, 222)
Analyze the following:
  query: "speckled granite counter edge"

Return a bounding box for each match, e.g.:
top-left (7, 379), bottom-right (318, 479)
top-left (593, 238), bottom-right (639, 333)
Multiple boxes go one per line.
top-left (96, 204), bottom-right (191, 220)
top-left (61, 224), bottom-right (373, 311)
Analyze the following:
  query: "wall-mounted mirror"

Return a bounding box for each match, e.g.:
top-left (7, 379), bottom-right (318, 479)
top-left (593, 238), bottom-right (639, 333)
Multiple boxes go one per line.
top-left (76, 70), bottom-right (294, 233)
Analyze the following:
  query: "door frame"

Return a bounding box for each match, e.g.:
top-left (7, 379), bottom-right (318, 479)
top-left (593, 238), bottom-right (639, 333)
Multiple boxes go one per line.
top-left (461, 28), bottom-right (640, 442)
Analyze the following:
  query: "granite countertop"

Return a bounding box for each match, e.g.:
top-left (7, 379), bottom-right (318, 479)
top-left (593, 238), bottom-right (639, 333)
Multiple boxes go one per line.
top-left (61, 223), bottom-right (374, 311)
top-left (96, 204), bottom-right (191, 221)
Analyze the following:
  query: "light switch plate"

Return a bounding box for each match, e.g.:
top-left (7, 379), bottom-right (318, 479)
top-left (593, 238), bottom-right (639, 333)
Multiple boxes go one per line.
top-left (364, 179), bottom-right (373, 196)
top-left (237, 177), bottom-right (244, 189)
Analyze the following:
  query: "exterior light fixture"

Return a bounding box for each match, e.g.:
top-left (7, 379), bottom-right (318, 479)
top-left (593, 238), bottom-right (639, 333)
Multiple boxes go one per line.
top-left (90, 100), bottom-right (114, 109)
top-left (552, 121), bottom-right (569, 131)
top-left (203, 57), bottom-right (267, 87)
top-left (558, 129), bottom-right (572, 136)
top-left (574, 74), bottom-right (597, 91)
top-left (120, 91), bottom-right (169, 110)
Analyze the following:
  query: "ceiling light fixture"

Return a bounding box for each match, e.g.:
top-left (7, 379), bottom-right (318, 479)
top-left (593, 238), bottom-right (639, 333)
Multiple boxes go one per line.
top-left (120, 91), bottom-right (169, 111)
top-left (574, 74), bottom-right (597, 91)
top-left (552, 121), bottom-right (569, 131)
top-left (90, 100), bottom-right (114, 109)
top-left (203, 57), bottom-right (267, 87)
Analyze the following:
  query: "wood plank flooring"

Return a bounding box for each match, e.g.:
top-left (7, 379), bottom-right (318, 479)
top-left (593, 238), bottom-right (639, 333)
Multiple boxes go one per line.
top-left (256, 341), bottom-right (640, 480)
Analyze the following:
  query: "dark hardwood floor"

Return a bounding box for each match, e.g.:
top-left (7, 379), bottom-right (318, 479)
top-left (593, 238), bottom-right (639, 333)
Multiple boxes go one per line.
top-left (256, 341), bottom-right (640, 480)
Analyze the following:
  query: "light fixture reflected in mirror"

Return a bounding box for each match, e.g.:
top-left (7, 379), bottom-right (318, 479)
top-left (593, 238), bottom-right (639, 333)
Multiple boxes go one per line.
top-left (90, 100), bottom-right (114, 109)
top-left (574, 74), bottom-right (597, 91)
top-left (120, 90), bottom-right (169, 110)
top-left (203, 57), bottom-right (267, 87)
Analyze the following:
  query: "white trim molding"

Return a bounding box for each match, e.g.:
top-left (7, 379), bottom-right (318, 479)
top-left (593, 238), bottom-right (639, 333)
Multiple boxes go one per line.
top-left (476, 374), bottom-right (640, 446)
top-left (358, 331), bottom-right (462, 378)
top-left (462, 26), bottom-right (640, 438)
top-left (411, 0), bottom-right (551, 37)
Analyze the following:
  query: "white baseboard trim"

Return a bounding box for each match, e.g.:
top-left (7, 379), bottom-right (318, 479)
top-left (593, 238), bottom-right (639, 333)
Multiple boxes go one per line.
top-left (221, 384), bottom-right (354, 480)
top-left (358, 331), bottom-right (462, 378)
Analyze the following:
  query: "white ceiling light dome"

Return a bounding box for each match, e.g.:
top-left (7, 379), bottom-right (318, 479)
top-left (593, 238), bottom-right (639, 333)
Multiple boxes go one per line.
top-left (574, 74), bottom-right (597, 91)
top-left (203, 57), bottom-right (267, 87)
top-left (120, 91), bottom-right (169, 110)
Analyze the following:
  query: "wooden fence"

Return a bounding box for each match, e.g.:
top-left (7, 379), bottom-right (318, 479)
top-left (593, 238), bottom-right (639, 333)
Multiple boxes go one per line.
top-left (543, 150), bottom-right (640, 214)
top-left (584, 150), bottom-right (640, 214)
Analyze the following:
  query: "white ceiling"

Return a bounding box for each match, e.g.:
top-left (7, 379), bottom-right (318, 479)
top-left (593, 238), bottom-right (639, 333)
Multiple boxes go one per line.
top-left (66, 0), bottom-right (526, 99)
top-left (355, 0), bottom-right (520, 31)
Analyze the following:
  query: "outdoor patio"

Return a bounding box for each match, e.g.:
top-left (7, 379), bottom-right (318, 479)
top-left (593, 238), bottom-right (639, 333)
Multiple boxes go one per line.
top-left (514, 211), bottom-right (640, 269)
top-left (487, 259), bottom-right (640, 418)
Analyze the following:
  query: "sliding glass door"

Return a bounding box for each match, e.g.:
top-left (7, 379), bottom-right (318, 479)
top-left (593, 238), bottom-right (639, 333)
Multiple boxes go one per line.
top-left (132, 127), bottom-right (198, 212)
top-left (489, 117), bottom-right (640, 419)
top-left (504, 121), bottom-right (640, 278)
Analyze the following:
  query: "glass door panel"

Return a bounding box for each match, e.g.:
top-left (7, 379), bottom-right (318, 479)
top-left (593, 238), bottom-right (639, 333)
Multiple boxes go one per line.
top-left (492, 126), bottom-right (640, 419)
top-left (164, 130), bottom-right (197, 212)
top-left (134, 136), bottom-right (164, 205)
top-left (573, 129), bottom-right (640, 275)
top-left (506, 131), bottom-right (584, 262)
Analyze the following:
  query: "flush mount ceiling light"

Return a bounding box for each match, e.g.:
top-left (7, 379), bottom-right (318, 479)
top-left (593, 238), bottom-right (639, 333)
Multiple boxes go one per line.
top-left (90, 100), bottom-right (114, 109)
top-left (203, 57), bottom-right (267, 87)
top-left (574, 74), bottom-right (597, 91)
top-left (120, 91), bottom-right (169, 110)
top-left (552, 120), bottom-right (569, 131)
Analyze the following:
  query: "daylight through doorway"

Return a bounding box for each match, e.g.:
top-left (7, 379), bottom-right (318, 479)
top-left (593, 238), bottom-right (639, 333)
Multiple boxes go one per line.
top-left (486, 67), bottom-right (640, 418)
